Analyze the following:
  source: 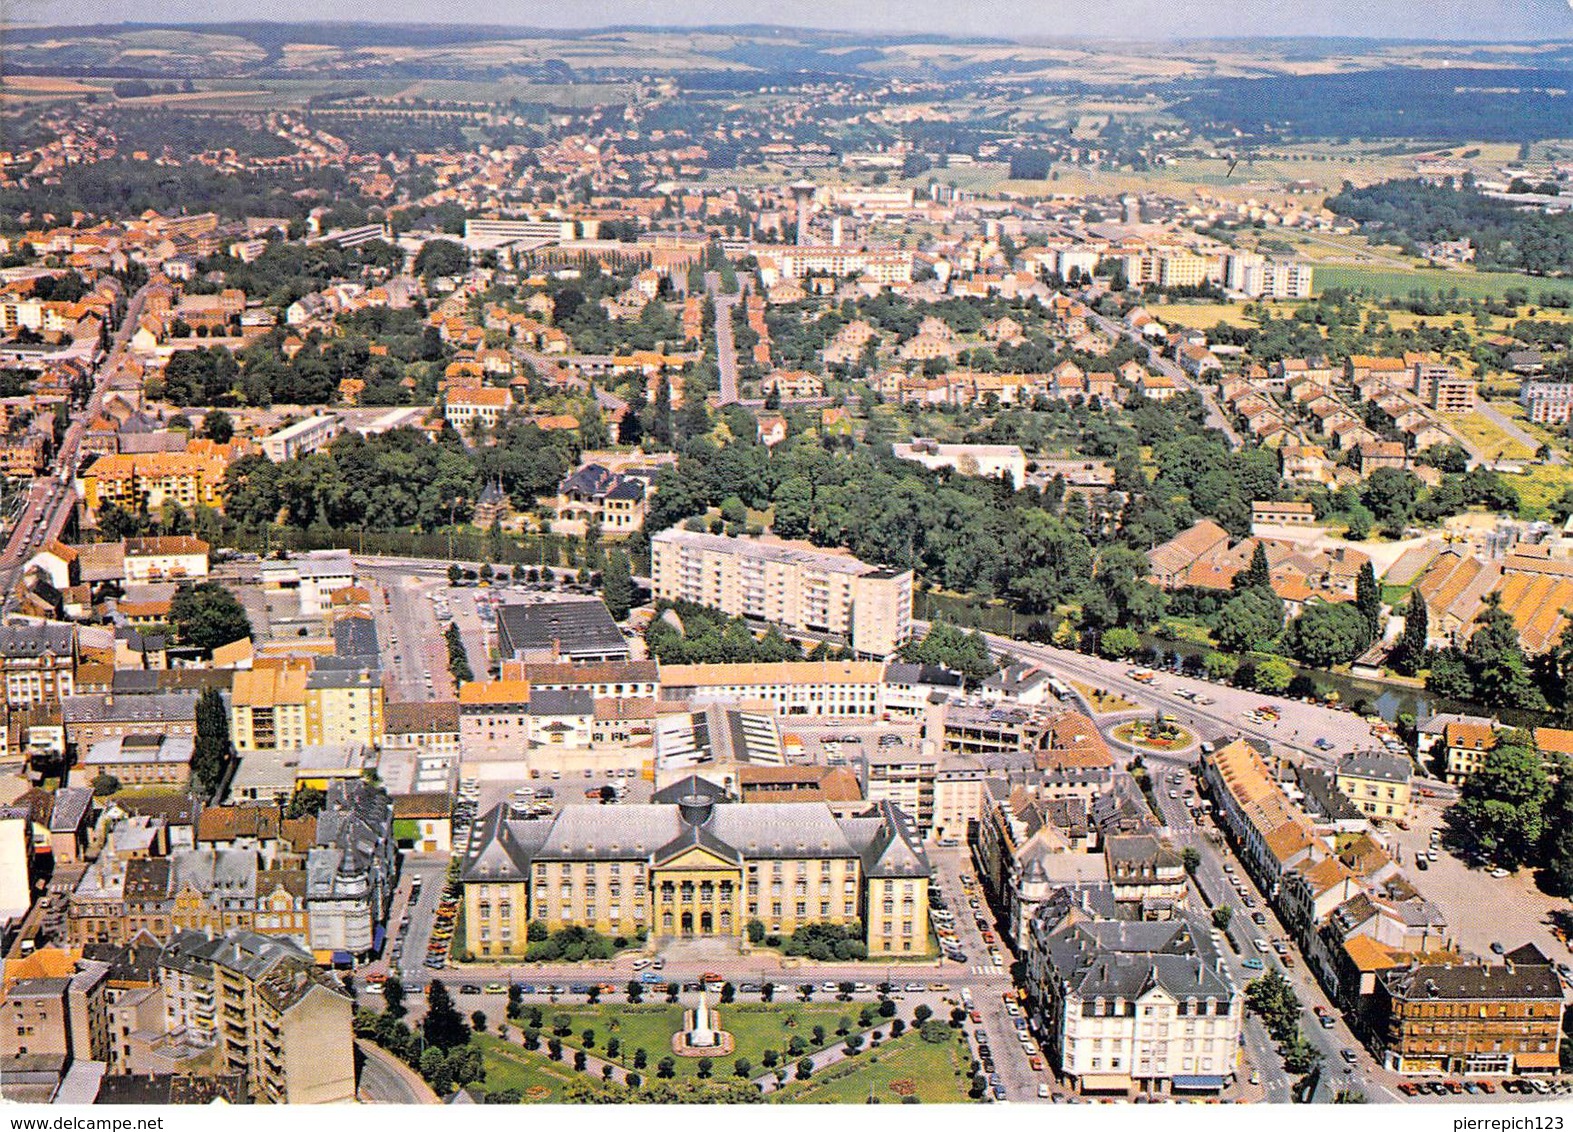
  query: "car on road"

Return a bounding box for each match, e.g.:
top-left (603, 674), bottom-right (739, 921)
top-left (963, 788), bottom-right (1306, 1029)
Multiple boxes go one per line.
top-left (512, 984), bottom-right (536, 995)
top-left (821, 982), bottom-right (839, 993)
top-left (992, 1085), bottom-right (1007, 1101)
top-left (1341, 1049), bottom-right (1358, 1064)
top-left (1319, 1014), bottom-right (1336, 1029)
top-left (483, 982), bottom-right (506, 994)
top-left (1490, 867), bottom-right (1511, 878)
top-left (1037, 1082), bottom-right (1050, 1098)
top-left (1415, 856), bottom-right (1428, 870)
top-left (1242, 957), bottom-right (1263, 970)
top-left (904, 982), bottom-right (925, 993)
top-left (970, 1010), bottom-right (983, 1024)
top-left (460, 984), bottom-right (482, 995)
top-left (1314, 738), bottom-right (1334, 751)
top-left (1253, 938), bottom-right (1271, 953)
top-left (1490, 941), bottom-right (1506, 955)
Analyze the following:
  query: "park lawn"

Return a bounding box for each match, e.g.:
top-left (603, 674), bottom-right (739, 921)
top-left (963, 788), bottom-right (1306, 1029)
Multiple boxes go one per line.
top-left (774, 1031), bottom-right (973, 1104)
top-left (474, 1033), bottom-right (604, 1102)
top-left (541, 1002), bottom-right (856, 1078)
top-left (1452, 412), bottom-right (1537, 462)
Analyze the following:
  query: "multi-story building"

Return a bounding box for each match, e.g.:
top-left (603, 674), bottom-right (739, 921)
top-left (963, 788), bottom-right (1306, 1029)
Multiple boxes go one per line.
top-left (860, 751), bottom-right (937, 835)
top-left (460, 786), bottom-right (929, 957)
top-left (443, 386), bottom-right (513, 434)
top-left (79, 734), bottom-right (193, 789)
top-left (230, 660), bottom-right (384, 752)
top-left (123, 535), bottom-right (210, 583)
top-left (62, 691), bottom-right (198, 753)
top-left (1334, 751), bottom-right (1414, 821)
top-left (659, 660), bottom-right (887, 717)
top-left (1442, 718), bottom-right (1497, 786)
top-left (1520, 382), bottom-right (1573, 426)
top-left (0, 622), bottom-right (76, 709)
top-left (259, 414), bottom-right (342, 463)
top-left (155, 930), bottom-right (356, 1103)
top-left (304, 780), bottom-right (395, 960)
top-left (259, 550), bottom-right (354, 617)
top-left (1372, 946), bottom-right (1564, 1076)
top-left (76, 439), bottom-right (243, 517)
top-left (0, 951), bottom-right (111, 1069)
top-left (650, 529), bottom-right (913, 659)
top-left (1024, 888), bottom-right (1243, 1096)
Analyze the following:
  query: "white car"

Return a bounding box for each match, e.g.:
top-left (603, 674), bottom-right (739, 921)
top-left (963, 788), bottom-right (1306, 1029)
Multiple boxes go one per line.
top-left (1489, 867), bottom-right (1510, 878)
top-left (1254, 938), bottom-right (1271, 953)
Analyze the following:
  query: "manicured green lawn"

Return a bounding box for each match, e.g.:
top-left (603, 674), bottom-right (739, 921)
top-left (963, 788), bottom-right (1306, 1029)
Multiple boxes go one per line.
top-left (774, 1031), bottom-right (975, 1104)
top-left (474, 1033), bottom-right (606, 1102)
top-left (526, 1002), bottom-right (868, 1079)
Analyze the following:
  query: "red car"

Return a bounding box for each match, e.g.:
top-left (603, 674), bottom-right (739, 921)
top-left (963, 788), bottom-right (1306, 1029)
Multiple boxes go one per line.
top-left (970, 1010), bottom-right (983, 1024)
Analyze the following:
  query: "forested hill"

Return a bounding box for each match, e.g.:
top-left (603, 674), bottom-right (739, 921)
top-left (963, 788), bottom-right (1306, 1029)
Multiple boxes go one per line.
top-left (1170, 68), bottom-right (1573, 143)
top-left (1327, 179), bottom-right (1573, 277)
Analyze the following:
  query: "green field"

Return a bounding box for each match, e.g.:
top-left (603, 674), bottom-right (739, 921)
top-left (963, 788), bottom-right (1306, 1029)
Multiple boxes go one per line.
top-left (533, 1002), bottom-right (859, 1079)
top-left (1314, 264), bottom-right (1573, 303)
top-left (773, 1030), bottom-right (975, 1104)
top-left (474, 1033), bottom-right (606, 1102)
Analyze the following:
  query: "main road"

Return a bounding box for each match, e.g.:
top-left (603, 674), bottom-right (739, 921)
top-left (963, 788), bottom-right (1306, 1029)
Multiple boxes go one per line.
top-left (706, 270), bottom-right (741, 405)
top-left (0, 281), bottom-right (152, 592)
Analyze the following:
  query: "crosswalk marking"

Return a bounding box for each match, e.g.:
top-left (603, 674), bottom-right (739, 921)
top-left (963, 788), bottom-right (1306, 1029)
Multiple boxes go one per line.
top-left (972, 963), bottom-right (1003, 975)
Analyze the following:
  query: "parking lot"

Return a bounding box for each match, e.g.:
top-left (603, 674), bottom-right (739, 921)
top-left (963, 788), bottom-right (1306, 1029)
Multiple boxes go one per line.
top-left (1391, 801), bottom-right (1573, 971)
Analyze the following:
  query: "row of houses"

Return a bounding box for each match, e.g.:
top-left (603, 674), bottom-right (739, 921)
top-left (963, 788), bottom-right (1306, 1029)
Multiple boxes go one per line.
top-left (1200, 738), bottom-right (1564, 1077)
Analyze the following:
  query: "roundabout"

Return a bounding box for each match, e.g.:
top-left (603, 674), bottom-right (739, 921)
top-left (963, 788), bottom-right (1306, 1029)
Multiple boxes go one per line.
top-left (1110, 716), bottom-right (1196, 753)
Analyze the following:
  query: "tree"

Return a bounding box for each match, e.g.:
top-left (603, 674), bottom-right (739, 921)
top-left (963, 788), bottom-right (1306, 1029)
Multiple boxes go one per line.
top-left (1212, 905), bottom-right (1232, 930)
top-left (1253, 656), bottom-right (1294, 694)
top-left (602, 550), bottom-right (633, 621)
top-left (1395, 591), bottom-right (1429, 676)
top-left (1287, 602), bottom-right (1370, 669)
top-left (1181, 848), bottom-right (1201, 875)
top-left (1355, 562), bottom-right (1381, 641)
top-left (383, 975), bottom-right (406, 1019)
top-left (191, 687), bottom-right (231, 797)
top-left (423, 980), bottom-right (471, 1050)
top-left (1203, 651), bottom-right (1239, 683)
top-left (1214, 590), bottom-right (1283, 654)
top-left (1454, 734), bottom-right (1550, 867)
top-left (1234, 542), bottom-right (1272, 594)
top-left (200, 409), bottom-right (234, 444)
top-left (1098, 626), bottom-right (1142, 659)
top-left (796, 1058), bottom-right (814, 1080)
top-left (91, 773), bottom-right (120, 797)
top-left (1464, 595), bottom-right (1548, 711)
top-left (414, 239), bottom-right (468, 283)
top-left (286, 787), bottom-right (325, 819)
top-left (1539, 761), bottom-right (1573, 896)
top-left (169, 581), bottom-right (251, 653)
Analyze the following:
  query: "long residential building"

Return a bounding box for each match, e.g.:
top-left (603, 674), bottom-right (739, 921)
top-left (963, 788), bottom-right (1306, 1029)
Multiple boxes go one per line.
top-left (460, 784), bottom-right (929, 957)
top-left (650, 529), bottom-right (913, 658)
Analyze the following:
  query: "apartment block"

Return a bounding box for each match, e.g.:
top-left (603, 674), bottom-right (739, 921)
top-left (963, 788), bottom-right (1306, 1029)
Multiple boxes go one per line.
top-left (155, 930), bottom-right (355, 1103)
top-left (1024, 890), bottom-right (1243, 1096)
top-left (1373, 946), bottom-right (1564, 1076)
top-left (1520, 382), bottom-right (1573, 425)
top-left (650, 529), bottom-right (913, 658)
